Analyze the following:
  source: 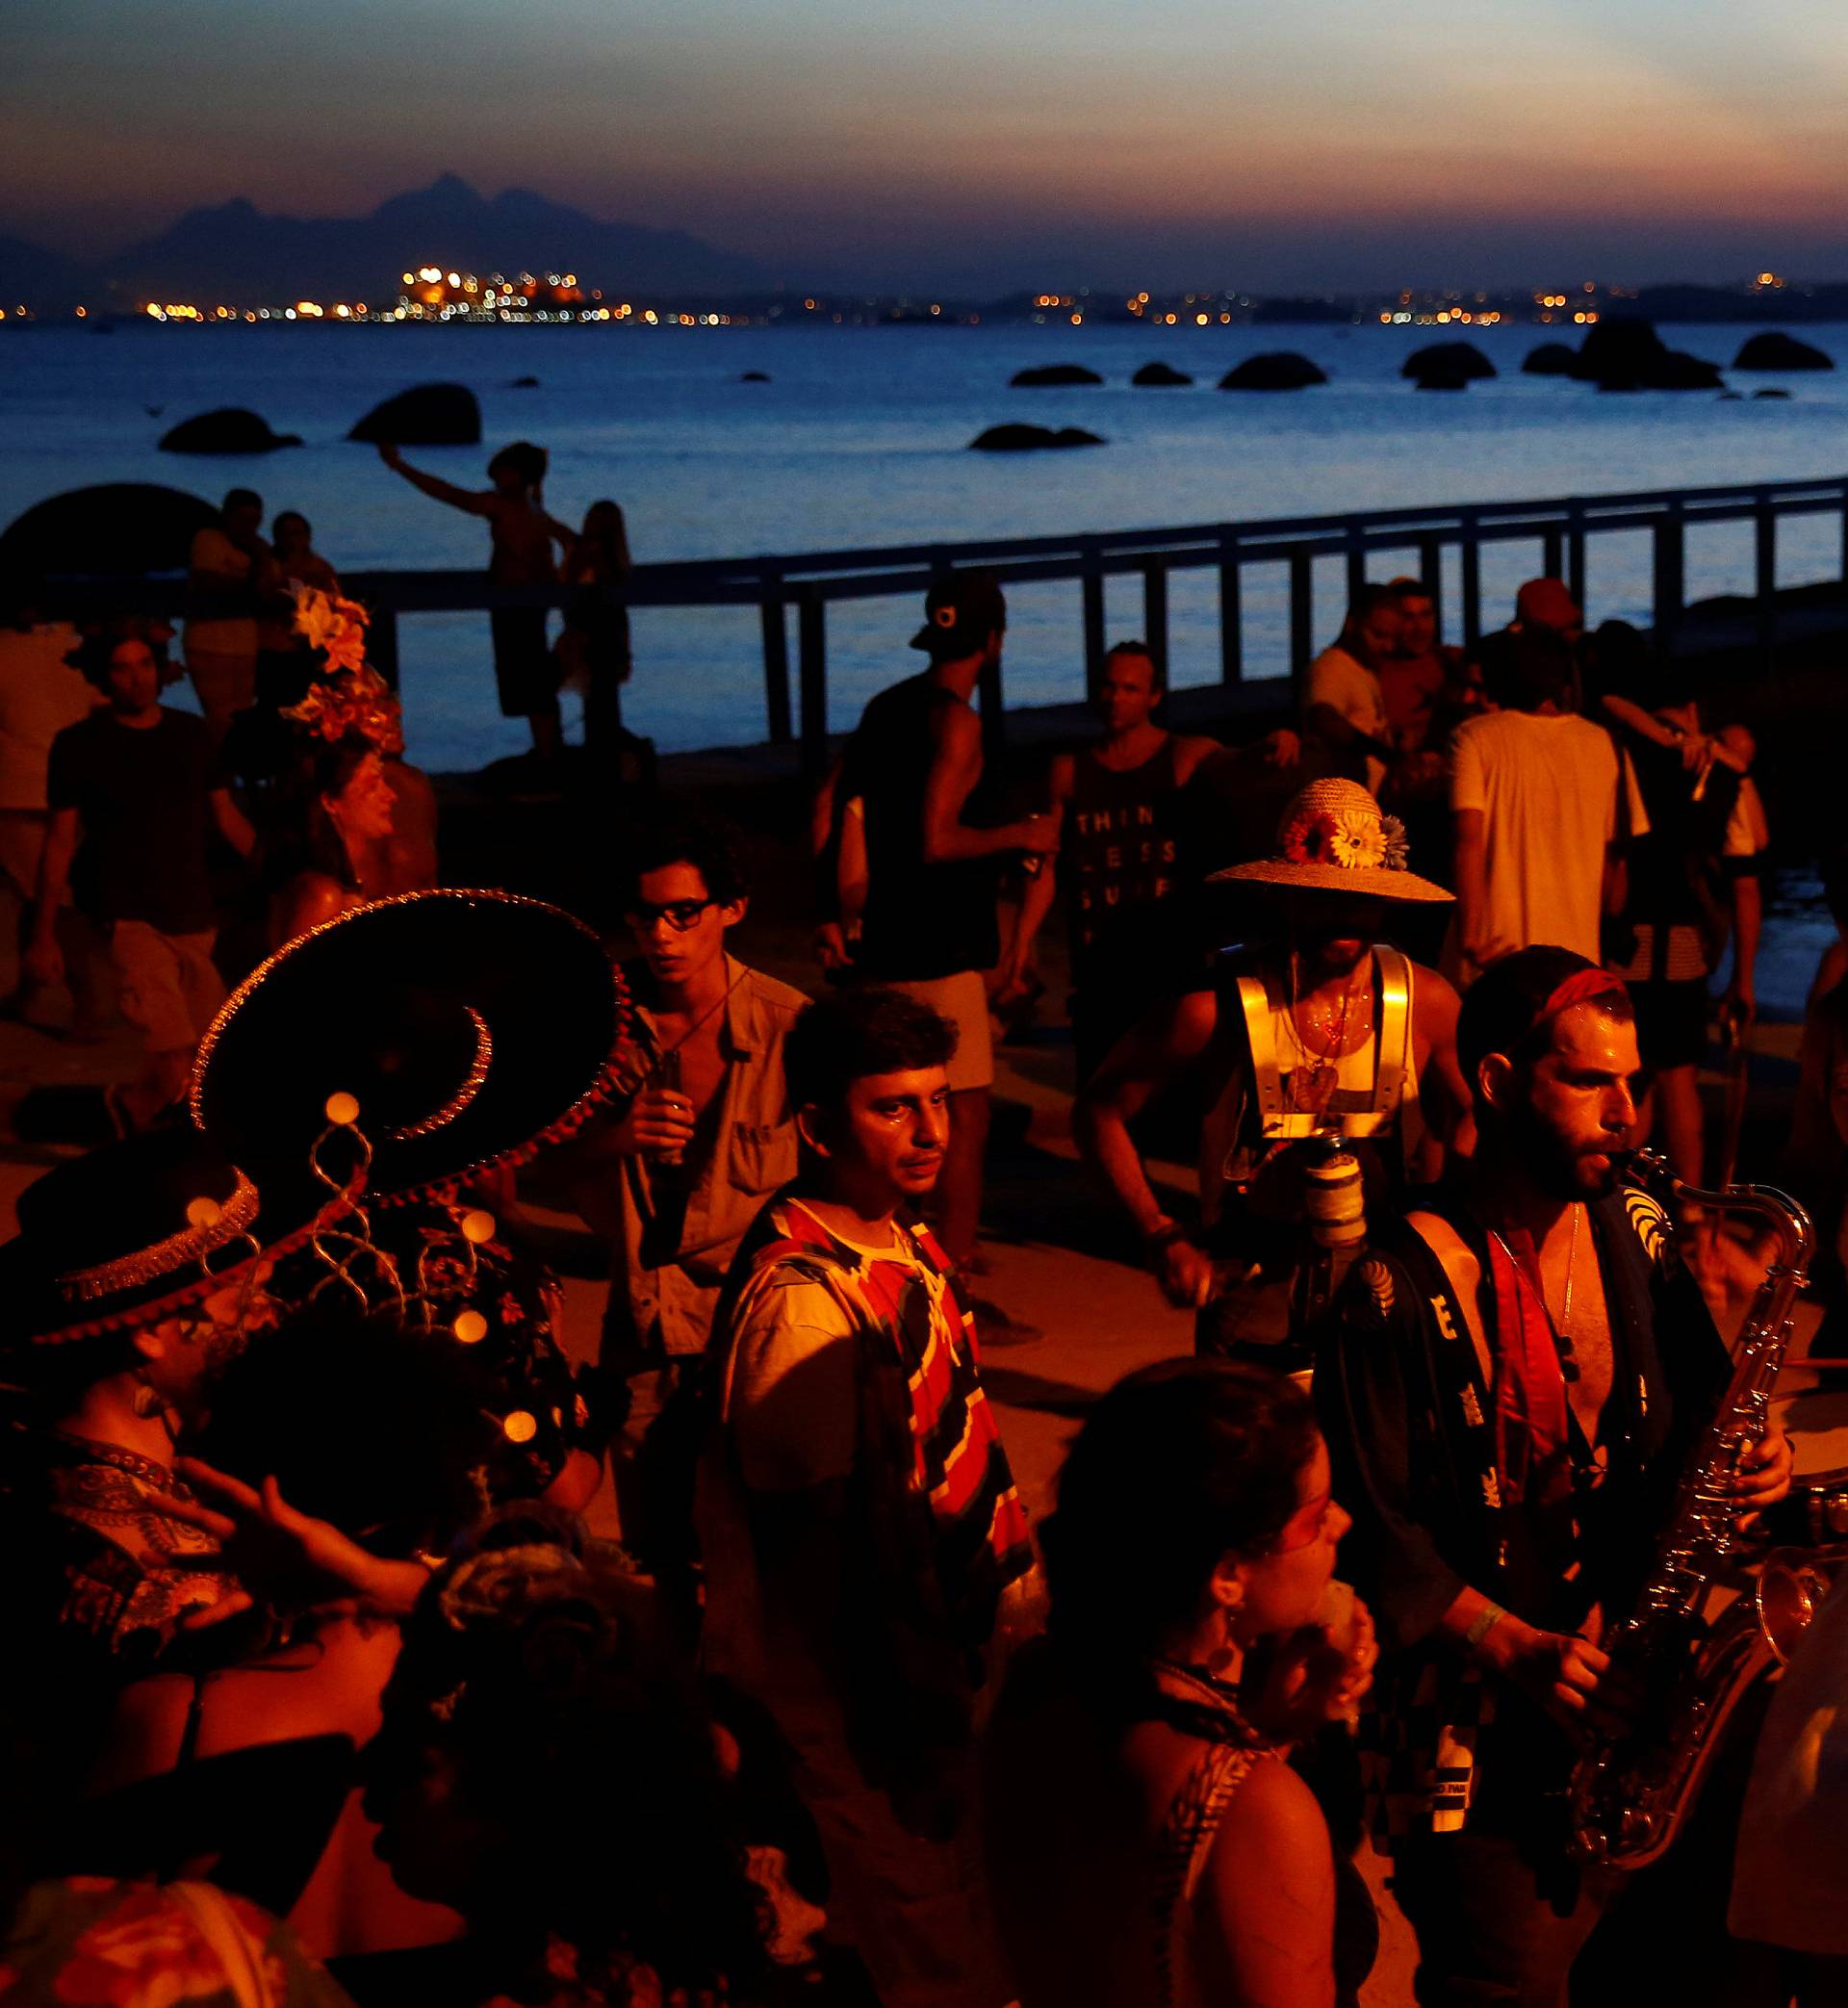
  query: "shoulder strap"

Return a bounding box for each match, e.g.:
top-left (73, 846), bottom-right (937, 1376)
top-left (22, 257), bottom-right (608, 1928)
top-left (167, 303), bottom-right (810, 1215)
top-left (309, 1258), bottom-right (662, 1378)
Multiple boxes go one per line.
top-left (1372, 945), bottom-right (1413, 1116)
top-left (1403, 1210), bottom-right (1492, 1393)
top-left (1233, 973), bottom-right (1287, 1127)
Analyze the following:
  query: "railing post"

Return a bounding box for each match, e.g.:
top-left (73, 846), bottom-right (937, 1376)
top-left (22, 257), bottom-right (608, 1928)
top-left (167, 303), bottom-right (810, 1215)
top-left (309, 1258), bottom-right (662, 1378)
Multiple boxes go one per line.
top-left (1345, 532), bottom-right (1367, 607)
top-left (1567, 504), bottom-right (1587, 610)
top-left (1289, 552), bottom-right (1315, 679)
top-left (1142, 562), bottom-right (1169, 682)
top-left (1756, 498), bottom-right (1778, 654)
top-left (798, 587), bottom-right (828, 782)
top-left (368, 603), bottom-right (400, 692)
top-left (1219, 536), bottom-right (1243, 683)
top-left (1082, 549), bottom-right (1106, 699)
top-left (1653, 505), bottom-right (1685, 647)
top-left (1418, 536), bottom-right (1443, 635)
top-left (1543, 528), bottom-right (1565, 579)
top-left (759, 567), bottom-right (791, 744)
top-left (1460, 528), bottom-right (1482, 650)
top-left (978, 633), bottom-right (1005, 762)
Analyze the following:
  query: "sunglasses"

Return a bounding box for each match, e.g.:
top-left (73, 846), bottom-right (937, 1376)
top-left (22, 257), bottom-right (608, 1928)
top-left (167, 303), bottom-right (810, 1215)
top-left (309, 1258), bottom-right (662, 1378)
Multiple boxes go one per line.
top-left (624, 896), bottom-right (717, 934)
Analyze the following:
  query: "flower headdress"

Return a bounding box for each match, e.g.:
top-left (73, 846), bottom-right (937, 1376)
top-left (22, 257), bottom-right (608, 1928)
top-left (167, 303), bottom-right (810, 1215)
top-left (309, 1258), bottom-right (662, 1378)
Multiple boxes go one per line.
top-left (282, 582), bottom-right (405, 758)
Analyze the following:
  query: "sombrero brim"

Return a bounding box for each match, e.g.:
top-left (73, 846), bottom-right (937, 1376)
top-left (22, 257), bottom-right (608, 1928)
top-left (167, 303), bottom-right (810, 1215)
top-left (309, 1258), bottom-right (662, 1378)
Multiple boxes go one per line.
top-left (0, 1161), bottom-right (358, 1351)
top-left (1207, 859), bottom-right (1454, 903)
top-left (191, 889), bottom-right (632, 1206)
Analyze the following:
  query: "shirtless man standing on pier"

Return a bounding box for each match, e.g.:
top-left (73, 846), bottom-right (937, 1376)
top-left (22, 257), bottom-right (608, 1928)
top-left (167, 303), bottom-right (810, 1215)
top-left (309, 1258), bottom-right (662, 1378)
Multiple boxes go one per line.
top-left (379, 439), bottom-right (575, 760)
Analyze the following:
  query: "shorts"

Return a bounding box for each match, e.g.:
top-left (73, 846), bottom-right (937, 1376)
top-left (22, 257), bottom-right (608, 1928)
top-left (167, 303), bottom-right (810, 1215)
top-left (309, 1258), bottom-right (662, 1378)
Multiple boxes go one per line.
top-left (1630, 978), bottom-right (1710, 1073)
top-left (109, 921), bottom-right (223, 1055)
top-left (885, 971), bottom-right (994, 1092)
top-left (490, 608), bottom-right (559, 719)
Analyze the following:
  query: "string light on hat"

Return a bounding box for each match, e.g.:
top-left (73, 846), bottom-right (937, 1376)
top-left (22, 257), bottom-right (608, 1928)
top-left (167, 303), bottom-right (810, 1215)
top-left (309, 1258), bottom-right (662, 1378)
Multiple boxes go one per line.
top-left (298, 1092), bottom-right (406, 1313)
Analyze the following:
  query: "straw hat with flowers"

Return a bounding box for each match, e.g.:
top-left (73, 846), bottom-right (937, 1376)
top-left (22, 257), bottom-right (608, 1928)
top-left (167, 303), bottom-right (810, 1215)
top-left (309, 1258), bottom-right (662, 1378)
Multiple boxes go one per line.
top-left (1209, 778), bottom-right (1452, 903)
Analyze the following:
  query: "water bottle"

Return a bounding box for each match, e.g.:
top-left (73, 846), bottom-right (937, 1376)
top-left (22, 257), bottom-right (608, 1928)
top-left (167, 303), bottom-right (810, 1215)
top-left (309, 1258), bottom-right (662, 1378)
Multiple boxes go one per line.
top-left (1300, 1137), bottom-right (1366, 1249)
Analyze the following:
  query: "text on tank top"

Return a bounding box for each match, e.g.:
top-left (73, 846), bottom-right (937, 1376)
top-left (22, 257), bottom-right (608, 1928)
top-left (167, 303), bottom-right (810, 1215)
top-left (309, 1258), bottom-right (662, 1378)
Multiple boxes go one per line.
top-left (1064, 737), bottom-right (1185, 966)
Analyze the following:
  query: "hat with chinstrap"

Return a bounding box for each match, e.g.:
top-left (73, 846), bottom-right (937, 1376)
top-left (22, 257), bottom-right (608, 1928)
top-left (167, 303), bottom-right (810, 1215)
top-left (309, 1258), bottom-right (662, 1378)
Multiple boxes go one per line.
top-left (190, 888), bottom-right (634, 1207)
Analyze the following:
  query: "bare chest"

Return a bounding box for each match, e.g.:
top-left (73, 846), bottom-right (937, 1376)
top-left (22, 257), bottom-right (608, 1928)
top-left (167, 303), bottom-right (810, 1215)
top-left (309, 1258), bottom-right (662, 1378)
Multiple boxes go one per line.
top-left (1540, 1243), bottom-right (1616, 1443)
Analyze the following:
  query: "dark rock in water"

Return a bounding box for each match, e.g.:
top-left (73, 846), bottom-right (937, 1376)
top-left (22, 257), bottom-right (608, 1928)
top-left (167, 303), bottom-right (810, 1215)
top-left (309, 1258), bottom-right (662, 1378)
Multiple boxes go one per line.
top-left (1571, 320), bottom-right (1723, 391)
top-left (740, 371), bottom-right (771, 382)
top-left (1718, 391), bottom-right (1743, 400)
top-left (1754, 388), bottom-right (1793, 399)
top-left (159, 407), bottom-right (302, 453)
top-left (1011, 363), bottom-right (1105, 387)
top-left (0, 482), bottom-right (217, 579)
top-left (1131, 361), bottom-right (1194, 386)
top-left (969, 424), bottom-right (1106, 451)
top-left (1413, 369), bottom-right (1471, 391)
top-left (1403, 341), bottom-right (1495, 382)
top-left (1733, 332), bottom-right (1834, 372)
top-left (509, 374), bottom-right (540, 388)
top-left (1522, 343), bottom-right (1578, 376)
top-left (1219, 353), bottom-right (1327, 390)
top-left (348, 382), bottom-right (482, 445)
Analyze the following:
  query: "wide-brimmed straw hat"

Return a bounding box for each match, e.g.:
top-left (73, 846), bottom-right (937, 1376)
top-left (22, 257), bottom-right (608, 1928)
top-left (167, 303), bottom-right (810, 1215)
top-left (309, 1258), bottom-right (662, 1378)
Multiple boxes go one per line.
top-left (0, 1128), bottom-right (337, 1350)
top-left (1208, 778), bottom-right (1453, 903)
top-left (191, 889), bottom-right (633, 1206)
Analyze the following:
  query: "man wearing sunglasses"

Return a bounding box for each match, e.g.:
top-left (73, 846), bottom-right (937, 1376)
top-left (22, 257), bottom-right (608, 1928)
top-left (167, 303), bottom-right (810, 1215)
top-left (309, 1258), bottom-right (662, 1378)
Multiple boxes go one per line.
top-left (566, 812), bottom-right (806, 1583)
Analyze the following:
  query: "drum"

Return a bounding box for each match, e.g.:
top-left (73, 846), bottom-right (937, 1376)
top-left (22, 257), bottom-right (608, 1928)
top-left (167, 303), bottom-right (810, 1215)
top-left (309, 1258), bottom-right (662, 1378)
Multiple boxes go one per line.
top-left (1768, 1379), bottom-right (1848, 1543)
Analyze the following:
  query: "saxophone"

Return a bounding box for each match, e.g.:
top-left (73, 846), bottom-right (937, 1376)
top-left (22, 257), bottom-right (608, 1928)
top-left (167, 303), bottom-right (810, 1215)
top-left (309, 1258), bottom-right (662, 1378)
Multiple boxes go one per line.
top-left (1569, 1151), bottom-right (1818, 1870)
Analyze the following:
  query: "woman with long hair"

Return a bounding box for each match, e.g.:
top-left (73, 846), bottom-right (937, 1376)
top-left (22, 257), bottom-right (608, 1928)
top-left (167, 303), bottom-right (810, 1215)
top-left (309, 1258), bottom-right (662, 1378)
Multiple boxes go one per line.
top-left (987, 1358), bottom-right (1376, 2008)
top-left (556, 496), bottom-right (632, 758)
top-left (268, 733), bottom-right (397, 945)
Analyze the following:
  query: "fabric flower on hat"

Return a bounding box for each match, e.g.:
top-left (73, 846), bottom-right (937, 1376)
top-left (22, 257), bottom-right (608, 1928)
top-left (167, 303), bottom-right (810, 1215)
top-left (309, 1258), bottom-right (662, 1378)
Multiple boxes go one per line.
top-left (281, 666), bottom-right (406, 758)
top-left (1326, 809), bottom-right (1388, 870)
top-left (1281, 811), bottom-right (1337, 864)
top-left (1379, 814), bottom-right (1411, 871)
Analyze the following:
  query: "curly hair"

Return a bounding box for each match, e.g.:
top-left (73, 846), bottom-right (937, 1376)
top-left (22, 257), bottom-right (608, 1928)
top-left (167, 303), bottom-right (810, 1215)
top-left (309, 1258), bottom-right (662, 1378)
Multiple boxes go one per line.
top-left (783, 987), bottom-right (957, 1115)
top-left (379, 1511), bottom-right (771, 1998)
top-left (1041, 1358), bottom-right (1320, 1666)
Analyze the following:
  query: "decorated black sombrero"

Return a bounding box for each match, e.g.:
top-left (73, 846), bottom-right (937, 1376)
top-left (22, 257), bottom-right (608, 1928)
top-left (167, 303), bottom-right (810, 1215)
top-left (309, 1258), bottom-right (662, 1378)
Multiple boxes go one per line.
top-left (0, 1127), bottom-right (341, 1349)
top-left (190, 889), bottom-right (632, 1205)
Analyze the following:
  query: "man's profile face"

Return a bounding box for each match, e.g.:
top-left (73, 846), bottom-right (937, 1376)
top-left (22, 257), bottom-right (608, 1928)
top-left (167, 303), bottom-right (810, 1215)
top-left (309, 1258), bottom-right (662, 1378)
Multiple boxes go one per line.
top-left (105, 638), bottom-right (160, 712)
top-left (1355, 605), bottom-right (1401, 667)
top-left (1395, 596), bottom-right (1436, 658)
top-left (1495, 1004), bottom-right (1641, 1199)
top-left (626, 862), bottom-right (740, 990)
top-left (826, 1065), bottom-right (951, 1209)
top-left (1096, 652), bottom-right (1159, 734)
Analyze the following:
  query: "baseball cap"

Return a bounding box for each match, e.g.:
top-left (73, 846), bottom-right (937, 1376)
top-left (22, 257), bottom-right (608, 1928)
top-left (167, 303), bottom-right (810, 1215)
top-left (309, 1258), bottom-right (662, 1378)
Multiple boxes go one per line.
top-left (909, 571), bottom-right (1008, 656)
top-left (1515, 577), bottom-right (1582, 633)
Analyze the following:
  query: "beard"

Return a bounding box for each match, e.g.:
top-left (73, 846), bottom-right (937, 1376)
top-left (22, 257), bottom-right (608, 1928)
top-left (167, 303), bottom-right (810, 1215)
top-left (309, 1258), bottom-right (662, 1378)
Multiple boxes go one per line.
top-left (1502, 1099), bottom-right (1622, 1201)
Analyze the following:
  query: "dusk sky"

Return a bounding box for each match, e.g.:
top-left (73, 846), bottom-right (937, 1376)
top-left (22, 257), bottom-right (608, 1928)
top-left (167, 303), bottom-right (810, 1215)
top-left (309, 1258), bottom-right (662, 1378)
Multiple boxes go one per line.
top-left (10, 0), bottom-right (1848, 290)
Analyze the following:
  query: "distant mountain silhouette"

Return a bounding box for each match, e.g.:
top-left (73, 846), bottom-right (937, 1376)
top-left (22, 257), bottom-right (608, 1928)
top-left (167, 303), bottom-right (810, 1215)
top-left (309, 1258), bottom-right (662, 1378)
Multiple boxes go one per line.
top-left (88, 173), bottom-right (767, 303)
top-left (0, 233), bottom-right (87, 310)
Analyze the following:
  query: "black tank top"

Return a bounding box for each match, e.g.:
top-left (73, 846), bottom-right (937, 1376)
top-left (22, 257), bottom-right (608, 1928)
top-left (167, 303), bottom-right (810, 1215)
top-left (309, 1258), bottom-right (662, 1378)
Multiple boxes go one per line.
top-left (1063, 737), bottom-right (1185, 979)
top-left (844, 674), bottom-right (1001, 981)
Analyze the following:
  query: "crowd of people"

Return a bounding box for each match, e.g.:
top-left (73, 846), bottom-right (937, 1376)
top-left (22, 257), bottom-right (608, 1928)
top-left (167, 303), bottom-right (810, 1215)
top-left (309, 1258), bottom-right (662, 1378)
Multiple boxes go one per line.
top-left (1, 536), bottom-right (1846, 2008)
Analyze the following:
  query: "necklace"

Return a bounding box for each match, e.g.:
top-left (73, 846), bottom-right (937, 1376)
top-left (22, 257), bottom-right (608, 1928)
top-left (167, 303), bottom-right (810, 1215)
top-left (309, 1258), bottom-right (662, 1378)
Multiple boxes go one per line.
top-left (1288, 952), bottom-right (1368, 1112)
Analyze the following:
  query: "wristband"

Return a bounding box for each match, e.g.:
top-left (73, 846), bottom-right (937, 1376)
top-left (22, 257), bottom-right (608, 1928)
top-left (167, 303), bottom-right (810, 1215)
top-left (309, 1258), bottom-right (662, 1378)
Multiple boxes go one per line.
top-left (1464, 1601), bottom-right (1507, 1653)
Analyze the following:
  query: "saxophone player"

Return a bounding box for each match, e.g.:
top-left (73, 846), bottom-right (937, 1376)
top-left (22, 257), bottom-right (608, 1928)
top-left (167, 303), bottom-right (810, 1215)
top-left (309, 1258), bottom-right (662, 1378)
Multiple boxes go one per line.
top-left (1318, 946), bottom-right (1792, 2006)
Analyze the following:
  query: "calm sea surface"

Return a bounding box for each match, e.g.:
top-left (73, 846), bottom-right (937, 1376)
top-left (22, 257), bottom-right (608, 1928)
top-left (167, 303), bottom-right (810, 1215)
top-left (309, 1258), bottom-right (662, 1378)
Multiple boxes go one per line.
top-left (1, 316), bottom-right (1841, 1013)
top-left (3, 317), bottom-right (1845, 772)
